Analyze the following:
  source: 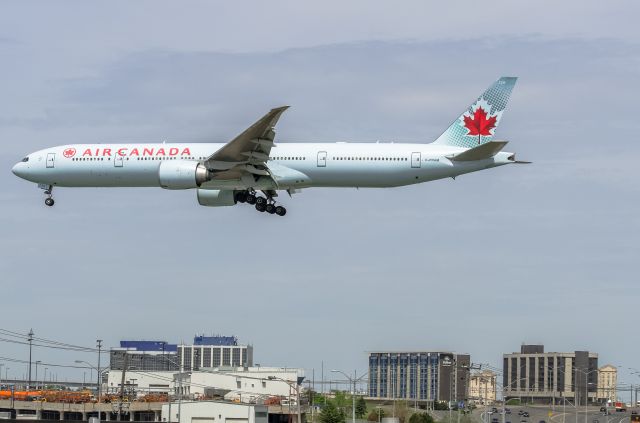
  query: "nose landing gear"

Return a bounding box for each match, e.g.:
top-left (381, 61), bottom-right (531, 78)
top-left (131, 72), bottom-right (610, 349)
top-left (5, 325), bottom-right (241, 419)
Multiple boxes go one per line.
top-left (42, 185), bottom-right (54, 207)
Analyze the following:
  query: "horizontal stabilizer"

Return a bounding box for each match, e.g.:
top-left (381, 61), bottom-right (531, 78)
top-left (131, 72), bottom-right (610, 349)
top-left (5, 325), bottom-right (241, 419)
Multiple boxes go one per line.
top-left (450, 140), bottom-right (508, 162)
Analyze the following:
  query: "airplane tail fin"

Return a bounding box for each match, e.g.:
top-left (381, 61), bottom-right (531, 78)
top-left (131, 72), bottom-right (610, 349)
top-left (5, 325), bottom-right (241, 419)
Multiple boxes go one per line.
top-left (432, 77), bottom-right (517, 149)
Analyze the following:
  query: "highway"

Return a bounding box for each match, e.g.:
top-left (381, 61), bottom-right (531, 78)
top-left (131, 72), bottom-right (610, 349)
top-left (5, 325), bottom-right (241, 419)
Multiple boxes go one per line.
top-left (476, 406), bottom-right (635, 423)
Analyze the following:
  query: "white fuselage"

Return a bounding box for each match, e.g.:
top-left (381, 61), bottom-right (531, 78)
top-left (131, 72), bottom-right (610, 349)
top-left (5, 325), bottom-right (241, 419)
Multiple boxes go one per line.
top-left (11, 142), bottom-right (513, 190)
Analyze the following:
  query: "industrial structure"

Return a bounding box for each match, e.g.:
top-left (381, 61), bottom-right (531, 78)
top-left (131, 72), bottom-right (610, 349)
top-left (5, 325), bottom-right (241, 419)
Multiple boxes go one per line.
top-left (367, 351), bottom-right (471, 404)
top-left (503, 344), bottom-right (598, 405)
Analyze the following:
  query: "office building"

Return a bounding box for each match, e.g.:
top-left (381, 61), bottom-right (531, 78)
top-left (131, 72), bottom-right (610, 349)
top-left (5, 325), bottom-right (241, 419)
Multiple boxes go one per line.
top-left (178, 336), bottom-right (253, 370)
top-left (367, 351), bottom-right (471, 404)
top-left (503, 344), bottom-right (598, 405)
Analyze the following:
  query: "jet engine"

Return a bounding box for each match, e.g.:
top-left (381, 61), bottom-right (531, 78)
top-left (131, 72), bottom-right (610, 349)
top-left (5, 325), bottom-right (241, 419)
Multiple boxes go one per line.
top-left (158, 161), bottom-right (210, 189)
top-left (197, 189), bottom-right (237, 207)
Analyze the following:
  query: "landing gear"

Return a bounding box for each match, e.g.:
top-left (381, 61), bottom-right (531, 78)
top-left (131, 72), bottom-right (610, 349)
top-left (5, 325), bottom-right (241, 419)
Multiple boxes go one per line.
top-left (42, 185), bottom-right (54, 207)
top-left (236, 189), bottom-right (287, 216)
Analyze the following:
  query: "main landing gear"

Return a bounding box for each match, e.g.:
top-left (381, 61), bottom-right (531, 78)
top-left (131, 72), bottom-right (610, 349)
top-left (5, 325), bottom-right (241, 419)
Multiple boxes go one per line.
top-left (42, 185), bottom-right (54, 207)
top-left (235, 190), bottom-right (287, 216)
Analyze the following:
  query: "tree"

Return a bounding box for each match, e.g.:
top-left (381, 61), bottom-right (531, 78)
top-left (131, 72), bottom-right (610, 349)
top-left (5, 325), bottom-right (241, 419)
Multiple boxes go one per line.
top-left (320, 401), bottom-right (346, 423)
top-left (355, 397), bottom-right (367, 418)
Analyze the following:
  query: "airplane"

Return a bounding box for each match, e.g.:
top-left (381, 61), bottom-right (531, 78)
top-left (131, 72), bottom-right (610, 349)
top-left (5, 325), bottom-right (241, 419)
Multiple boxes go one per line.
top-left (12, 76), bottom-right (528, 216)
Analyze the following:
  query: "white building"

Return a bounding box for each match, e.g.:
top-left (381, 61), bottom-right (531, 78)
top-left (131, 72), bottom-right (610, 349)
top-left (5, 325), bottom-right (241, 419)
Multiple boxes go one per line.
top-left (104, 370), bottom-right (177, 395)
top-left (161, 400), bottom-right (268, 423)
top-left (103, 367), bottom-right (303, 403)
top-left (175, 367), bottom-right (302, 403)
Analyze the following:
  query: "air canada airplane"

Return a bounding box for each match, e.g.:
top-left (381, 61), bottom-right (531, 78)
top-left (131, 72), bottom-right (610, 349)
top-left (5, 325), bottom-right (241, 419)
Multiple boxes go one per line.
top-left (12, 77), bottom-right (527, 216)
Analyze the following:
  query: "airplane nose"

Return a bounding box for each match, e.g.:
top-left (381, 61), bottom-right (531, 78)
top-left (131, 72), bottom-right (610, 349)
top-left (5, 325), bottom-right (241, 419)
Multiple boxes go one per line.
top-left (12, 162), bottom-right (24, 178)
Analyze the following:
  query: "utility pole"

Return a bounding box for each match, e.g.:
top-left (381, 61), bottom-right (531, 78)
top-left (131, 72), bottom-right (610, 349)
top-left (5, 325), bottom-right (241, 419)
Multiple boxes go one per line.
top-left (117, 352), bottom-right (128, 422)
top-left (97, 340), bottom-right (103, 404)
top-left (27, 329), bottom-right (34, 390)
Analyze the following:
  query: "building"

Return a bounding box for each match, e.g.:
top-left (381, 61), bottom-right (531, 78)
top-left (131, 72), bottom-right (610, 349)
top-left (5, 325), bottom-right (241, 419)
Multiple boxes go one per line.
top-left (367, 351), bottom-right (471, 404)
top-left (103, 366), bottom-right (302, 402)
top-left (503, 344), bottom-right (598, 405)
top-left (109, 336), bottom-right (253, 373)
top-left (173, 367), bottom-right (302, 403)
top-left (597, 365), bottom-right (617, 403)
top-left (161, 400), bottom-right (269, 423)
top-left (178, 336), bottom-right (253, 370)
top-left (110, 341), bottom-right (179, 371)
top-left (468, 370), bottom-right (497, 405)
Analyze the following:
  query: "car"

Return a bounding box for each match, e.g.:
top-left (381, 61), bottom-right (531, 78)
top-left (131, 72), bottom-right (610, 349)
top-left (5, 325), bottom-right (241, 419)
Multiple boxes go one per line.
top-left (518, 411), bottom-right (524, 416)
top-left (492, 408), bottom-right (499, 413)
top-left (600, 408), bottom-right (606, 413)
top-left (521, 420), bottom-right (528, 423)
top-left (632, 411), bottom-right (638, 415)
top-left (523, 413), bottom-right (530, 418)
top-left (593, 419), bottom-right (599, 423)
top-left (539, 420), bottom-right (546, 423)
top-left (492, 418), bottom-right (499, 423)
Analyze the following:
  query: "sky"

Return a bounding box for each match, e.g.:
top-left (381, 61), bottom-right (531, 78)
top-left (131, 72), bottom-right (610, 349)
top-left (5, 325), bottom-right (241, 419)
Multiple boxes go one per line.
top-left (1, 0), bottom-right (639, 395)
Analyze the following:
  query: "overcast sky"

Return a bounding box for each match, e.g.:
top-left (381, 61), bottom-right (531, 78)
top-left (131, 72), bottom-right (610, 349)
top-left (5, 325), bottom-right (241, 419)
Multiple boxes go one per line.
top-left (1, 1), bottom-right (639, 393)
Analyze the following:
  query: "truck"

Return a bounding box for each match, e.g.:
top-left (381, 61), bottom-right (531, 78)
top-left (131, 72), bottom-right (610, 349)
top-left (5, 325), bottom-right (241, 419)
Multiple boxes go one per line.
top-left (614, 402), bottom-right (627, 412)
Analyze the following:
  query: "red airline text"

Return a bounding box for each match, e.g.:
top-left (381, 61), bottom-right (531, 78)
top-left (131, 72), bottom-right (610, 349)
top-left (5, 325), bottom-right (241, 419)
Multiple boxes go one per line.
top-left (81, 147), bottom-right (192, 157)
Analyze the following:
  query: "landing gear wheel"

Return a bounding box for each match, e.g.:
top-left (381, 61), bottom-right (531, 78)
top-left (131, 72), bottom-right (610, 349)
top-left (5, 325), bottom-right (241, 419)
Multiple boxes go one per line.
top-left (266, 204), bottom-right (276, 214)
top-left (275, 206), bottom-right (286, 216)
top-left (45, 198), bottom-right (55, 207)
top-left (246, 194), bottom-right (257, 205)
top-left (256, 196), bottom-right (267, 206)
top-left (235, 192), bottom-right (247, 203)
top-left (255, 203), bottom-right (266, 212)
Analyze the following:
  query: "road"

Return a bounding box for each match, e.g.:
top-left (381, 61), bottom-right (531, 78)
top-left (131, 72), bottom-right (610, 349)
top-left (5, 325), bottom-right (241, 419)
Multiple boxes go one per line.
top-left (475, 406), bottom-right (636, 423)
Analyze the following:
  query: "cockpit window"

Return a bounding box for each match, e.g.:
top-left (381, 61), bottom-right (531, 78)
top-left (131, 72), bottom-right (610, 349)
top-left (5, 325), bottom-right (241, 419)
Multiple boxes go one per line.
top-left (21, 157), bottom-right (29, 162)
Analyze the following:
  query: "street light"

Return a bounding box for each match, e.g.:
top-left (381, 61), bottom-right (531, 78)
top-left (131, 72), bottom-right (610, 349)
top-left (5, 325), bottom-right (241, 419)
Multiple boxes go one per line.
top-left (44, 368), bottom-right (48, 389)
top-left (331, 369), bottom-right (368, 423)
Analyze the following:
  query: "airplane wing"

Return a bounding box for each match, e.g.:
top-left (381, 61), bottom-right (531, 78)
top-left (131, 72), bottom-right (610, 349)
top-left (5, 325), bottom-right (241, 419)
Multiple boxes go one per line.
top-left (203, 106), bottom-right (289, 181)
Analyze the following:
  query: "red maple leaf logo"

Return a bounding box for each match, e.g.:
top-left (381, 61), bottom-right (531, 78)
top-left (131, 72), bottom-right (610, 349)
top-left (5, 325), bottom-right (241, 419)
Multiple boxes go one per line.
top-left (63, 148), bottom-right (76, 158)
top-left (463, 106), bottom-right (497, 141)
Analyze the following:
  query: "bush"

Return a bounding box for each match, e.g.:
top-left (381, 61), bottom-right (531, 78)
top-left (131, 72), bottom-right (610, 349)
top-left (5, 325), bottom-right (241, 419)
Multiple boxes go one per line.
top-left (409, 412), bottom-right (435, 423)
top-left (368, 409), bottom-right (385, 422)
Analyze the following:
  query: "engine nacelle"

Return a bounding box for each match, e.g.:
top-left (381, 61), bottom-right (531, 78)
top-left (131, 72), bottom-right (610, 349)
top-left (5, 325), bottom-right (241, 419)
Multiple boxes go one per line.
top-left (197, 189), bottom-right (237, 207)
top-left (158, 161), bottom-right (210, 189)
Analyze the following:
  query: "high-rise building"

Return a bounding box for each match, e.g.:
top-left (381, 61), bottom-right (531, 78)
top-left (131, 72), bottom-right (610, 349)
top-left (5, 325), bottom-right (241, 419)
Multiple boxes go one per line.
top-left (597, 365), bottom-right (617, 403)
top-left (367, 351), bottom-right (470, 404)
top-left (503, 344), bottom-right (598, 405)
